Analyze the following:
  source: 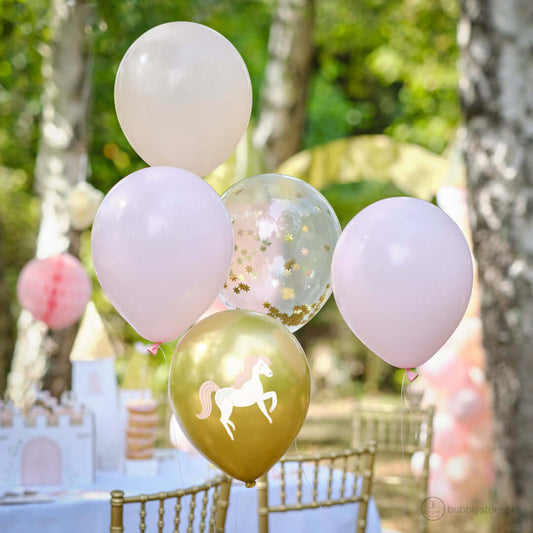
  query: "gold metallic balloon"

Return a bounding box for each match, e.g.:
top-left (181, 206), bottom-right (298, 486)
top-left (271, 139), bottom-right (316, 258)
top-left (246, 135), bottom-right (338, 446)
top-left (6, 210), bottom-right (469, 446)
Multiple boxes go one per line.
top-left (168, 309), bottom-right (311, 485)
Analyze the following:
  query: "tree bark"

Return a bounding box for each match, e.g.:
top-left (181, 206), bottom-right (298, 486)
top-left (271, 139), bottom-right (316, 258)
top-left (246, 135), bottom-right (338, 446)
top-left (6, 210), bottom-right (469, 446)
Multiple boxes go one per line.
top-left (459, 1), bottom-right (533, 531)
top-left (7, 0), bottom-right (92, 407)
top-left (253, 0), bottom-right (315, 171)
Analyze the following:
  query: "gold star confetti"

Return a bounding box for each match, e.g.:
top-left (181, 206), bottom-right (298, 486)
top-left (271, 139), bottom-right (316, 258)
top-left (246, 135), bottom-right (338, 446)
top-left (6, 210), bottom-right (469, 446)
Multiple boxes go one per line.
top-left (284, 259), bottom-right (296, 271)
top-left (293, 263), bottom-right (300, 271)
top-left (236, 258), bottom-right (243, 264)
top-left (301, 248), bottom-right (309, 256)
top-left (238, 274), bottom-right (245, 281)
top-left (229, 274), bottom-right (237, 282)
top-left (324, 244), bottom-right (330, 252)
top-left (306, 269), bottom-right (314, 277)
top-left (282, 287), bottom-right (295, 300)
top-left (263, 301), bottom-right (271, 309)
top-left (233, 287), bottom-right (241, 294)
top-left (237, 229), bottom-right (244, 236)
top-left (223, 283), bottom-right (228, 289)
top-left (245, 265), bottom-right (254, 274)
top-left (247, 230), bottom-right (254, 236)
top-left (302, 225), bottom-right (309, 233)
top-left (238, 283), bottom-right (250, 292)
top-left (241, 248), bottom-right (248, 256)
top-left (285, 234), bottom-right (294, 242)
top-left (234, 244), bottom-right (238, 251)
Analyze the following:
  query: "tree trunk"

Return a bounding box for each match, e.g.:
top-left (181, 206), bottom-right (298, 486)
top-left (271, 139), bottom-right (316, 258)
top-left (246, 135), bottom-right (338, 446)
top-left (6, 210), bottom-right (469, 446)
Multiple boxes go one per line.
top-left (459, 1), bottom-right (533, 531)
top-left (7, 0), bottom-right (92, 407)
top-left (253, 0), bottom-right (314, 171)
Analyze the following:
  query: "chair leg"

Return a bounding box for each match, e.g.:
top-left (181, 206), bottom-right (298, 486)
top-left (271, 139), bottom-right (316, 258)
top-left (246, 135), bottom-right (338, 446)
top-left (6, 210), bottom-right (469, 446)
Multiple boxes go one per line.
top-left (356, 445), bottom-right (376, 533)
top-left (215, 480), bottom-right (231, 533)
top-left (110, 490), bottom-right (125, 533)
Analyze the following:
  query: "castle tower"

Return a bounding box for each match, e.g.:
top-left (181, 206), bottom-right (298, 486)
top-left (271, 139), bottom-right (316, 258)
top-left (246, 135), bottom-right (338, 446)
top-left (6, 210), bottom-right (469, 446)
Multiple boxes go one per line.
top-left (70, 302), bottom-right (121, 470)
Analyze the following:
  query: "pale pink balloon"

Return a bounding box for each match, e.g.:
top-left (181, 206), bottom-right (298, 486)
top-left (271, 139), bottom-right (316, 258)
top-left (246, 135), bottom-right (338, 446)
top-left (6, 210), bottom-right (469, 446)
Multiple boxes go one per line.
top-left (411, 450), bottom-right (442, 480)
top-left (432, 412), bottom-right (470, 459)
top-left (91, 167), bottom-right (233, 343)
top-left (449, 387), bottom-right (487, 427)
top-left (17, 254), bottom-right (91, 329)
top-left (115, 22), bottom-right (252, 177)
top-left (198, 297), bottom-right (227, 322)
top-left (332, 197), bottom-right (473, 369)
top-left (466, 420), bottom-right (493, 452)
top-left (445, 454), bottom-right (493, 500)
top-left (418, 346), bottom-right (471, 393)
top-left (429, 472), bottom-right (462, 507)
top-left (428, 453), bottom-right (462, 507)
top-left (445, 453), bottom-right (477, 486)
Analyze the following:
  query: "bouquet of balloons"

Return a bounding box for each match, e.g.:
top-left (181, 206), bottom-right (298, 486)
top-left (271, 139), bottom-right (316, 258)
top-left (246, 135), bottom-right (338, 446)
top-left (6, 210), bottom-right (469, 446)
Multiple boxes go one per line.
top-left (19, 22), bottom-right (474, 488)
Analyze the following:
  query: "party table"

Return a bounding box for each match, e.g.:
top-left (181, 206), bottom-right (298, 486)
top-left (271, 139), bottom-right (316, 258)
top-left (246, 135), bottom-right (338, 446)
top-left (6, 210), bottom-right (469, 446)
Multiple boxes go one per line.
top-left (0, 450), bottom-right (381, 532)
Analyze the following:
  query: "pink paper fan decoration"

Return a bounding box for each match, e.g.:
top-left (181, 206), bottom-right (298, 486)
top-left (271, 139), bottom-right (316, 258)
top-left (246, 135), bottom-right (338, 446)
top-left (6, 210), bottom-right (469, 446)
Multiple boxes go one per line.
top-left (17, 254), bottom-right (92, 329)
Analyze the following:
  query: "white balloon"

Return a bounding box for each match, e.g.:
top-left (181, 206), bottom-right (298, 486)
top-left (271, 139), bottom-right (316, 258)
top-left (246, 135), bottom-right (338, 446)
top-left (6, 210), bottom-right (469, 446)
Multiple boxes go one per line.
top-left (115, 22), bottom-right (252, 177)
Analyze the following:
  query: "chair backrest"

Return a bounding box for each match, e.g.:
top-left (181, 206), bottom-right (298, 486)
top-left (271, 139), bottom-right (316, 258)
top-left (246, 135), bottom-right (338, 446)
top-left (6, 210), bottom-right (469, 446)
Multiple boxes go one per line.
top-left (257, 442), bottom-right (376, 533)
top-left (352, 403), bottom-right (435, 533)
top-left (110, 474), bottom-right (231, 533)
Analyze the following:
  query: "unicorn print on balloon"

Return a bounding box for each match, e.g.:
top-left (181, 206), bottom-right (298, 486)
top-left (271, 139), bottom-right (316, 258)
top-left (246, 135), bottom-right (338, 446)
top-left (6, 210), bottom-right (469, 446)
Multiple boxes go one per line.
top-left (196, 355), bottom-right (277, 440)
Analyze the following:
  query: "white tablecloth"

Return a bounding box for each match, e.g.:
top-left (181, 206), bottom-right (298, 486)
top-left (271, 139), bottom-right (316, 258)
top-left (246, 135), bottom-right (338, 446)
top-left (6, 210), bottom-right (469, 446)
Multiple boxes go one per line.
top-left (0, 450), bottom-right (381, 533)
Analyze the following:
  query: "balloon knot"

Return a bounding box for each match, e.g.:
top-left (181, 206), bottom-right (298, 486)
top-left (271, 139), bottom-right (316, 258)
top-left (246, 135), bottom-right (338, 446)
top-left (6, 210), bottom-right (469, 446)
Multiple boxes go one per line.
top-left (406, 369), bottom-right (418, 383)
top-left (148, 343), bottom-right (161, 356)
top-left (245, 481), bottom-right (256, 488)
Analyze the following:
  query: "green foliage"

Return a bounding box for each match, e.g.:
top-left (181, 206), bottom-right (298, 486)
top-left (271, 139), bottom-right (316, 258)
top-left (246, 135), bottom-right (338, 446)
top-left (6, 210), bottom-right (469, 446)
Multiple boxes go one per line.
top-left (321, 180), bottom-right (408, 228)
top-left (0, 0), bottom-right (45, 295)
top-left (310, 0), bottom-right (460, 153)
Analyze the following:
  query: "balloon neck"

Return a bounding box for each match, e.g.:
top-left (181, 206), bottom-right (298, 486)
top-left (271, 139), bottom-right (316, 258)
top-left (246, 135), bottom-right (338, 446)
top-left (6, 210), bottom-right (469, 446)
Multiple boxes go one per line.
top-left (148, 343), bottom-right (161, 356)
top-left (406, 369), bottom-right (418, 383)
top-left (245, 480), bottom-right (256, 488)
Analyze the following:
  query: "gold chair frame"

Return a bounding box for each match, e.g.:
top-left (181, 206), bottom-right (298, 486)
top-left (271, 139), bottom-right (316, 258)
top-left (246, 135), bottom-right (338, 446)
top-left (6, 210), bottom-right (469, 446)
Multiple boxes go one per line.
top-left (110, 474), bottom-right (231, 533)
top-left (257, 443), bottom-right (376, 533)
top-left (352, 403), bottom-right (435, 533)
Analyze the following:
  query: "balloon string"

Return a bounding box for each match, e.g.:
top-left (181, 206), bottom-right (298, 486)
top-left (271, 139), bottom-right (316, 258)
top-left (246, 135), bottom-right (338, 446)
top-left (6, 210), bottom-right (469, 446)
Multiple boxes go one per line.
top-left (159, 344), bottom-right (169, 367)
top-left (293, 439), bottom-right (333, 533)
top-left (150, 342), bottom-right (182, 492)
top-left (401, 371), bottom-right (408, 533)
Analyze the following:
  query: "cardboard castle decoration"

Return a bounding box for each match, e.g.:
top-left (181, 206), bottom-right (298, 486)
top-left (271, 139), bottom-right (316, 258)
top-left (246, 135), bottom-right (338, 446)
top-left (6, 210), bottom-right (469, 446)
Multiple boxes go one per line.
top-left (0, 394), bottom-right (94, 486)
top-left (70, 302), bottom-right (122, 471)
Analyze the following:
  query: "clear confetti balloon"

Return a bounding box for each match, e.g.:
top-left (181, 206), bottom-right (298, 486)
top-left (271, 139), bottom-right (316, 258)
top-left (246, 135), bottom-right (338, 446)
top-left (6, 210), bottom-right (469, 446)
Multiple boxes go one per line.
top-left (220, 174), bottom-right (341, 331)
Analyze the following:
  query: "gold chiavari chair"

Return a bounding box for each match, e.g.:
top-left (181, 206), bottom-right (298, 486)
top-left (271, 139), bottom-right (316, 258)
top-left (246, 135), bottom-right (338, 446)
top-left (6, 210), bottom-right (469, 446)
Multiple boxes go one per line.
top-left (109, 474), bottom-right (231, 533)
top-left (351, 403), bottom-right (435, 533)
top-left (257, 443), bottom-right (376, 533)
